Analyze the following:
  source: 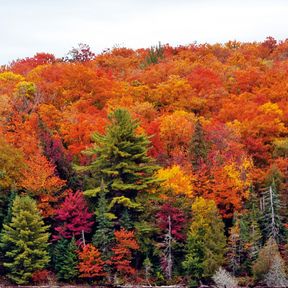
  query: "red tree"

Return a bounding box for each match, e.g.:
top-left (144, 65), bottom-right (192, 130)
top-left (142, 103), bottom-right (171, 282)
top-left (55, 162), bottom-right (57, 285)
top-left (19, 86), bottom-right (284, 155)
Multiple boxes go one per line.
top-left (54, 191), bottom-right (94, 241)
top-left (111, 229), bottom-right (139, 276)
top-left (78, 244), bottom-right (106, 278)
top-left (156, 203), bottom-right (186, 241)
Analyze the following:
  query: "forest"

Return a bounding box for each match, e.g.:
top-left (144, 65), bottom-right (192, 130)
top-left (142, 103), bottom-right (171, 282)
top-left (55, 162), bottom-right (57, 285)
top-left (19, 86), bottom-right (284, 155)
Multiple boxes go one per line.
top-left (0, 38), bottom-right (287, 287)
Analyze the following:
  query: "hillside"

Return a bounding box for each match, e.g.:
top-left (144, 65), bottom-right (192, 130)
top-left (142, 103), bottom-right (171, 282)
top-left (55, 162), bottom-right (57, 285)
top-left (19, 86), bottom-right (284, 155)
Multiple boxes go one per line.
top-left (0, 38), bottom-right (288, 286)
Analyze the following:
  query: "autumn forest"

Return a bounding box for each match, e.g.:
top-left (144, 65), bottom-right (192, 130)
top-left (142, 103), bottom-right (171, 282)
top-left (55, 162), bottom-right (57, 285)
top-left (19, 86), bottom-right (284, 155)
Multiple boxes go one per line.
top-left (0, 38), bottom-right (288, 287)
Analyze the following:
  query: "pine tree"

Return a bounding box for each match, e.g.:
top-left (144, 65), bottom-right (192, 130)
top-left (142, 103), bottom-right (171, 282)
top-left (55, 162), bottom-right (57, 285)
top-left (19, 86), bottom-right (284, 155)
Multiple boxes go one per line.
top-left (53, 238), bottom-right (79, 281)
top-left (0, 196), bottom-right (50, 284)
top-left (79, 108), bottom-right (159, 225)
top-left (189, 119), bottom-right (208, 171)
top-left (182, 197), bottom-right (226, 281)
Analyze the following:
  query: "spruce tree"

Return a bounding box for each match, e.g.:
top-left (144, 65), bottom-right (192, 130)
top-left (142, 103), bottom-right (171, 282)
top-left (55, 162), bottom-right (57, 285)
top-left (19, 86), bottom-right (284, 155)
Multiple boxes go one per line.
top-left (79, 108), bottom-right (159, 225)
top-left (92, 189), bottom-right (115, 258)
top-left (182, 197), bottom-right (226, 282)
top-left (189, 119), bottom-right (208, 171)
top-left (53, 238), bottom-right (79, 281)
top-left (0, 196), bottom-right (50, 284)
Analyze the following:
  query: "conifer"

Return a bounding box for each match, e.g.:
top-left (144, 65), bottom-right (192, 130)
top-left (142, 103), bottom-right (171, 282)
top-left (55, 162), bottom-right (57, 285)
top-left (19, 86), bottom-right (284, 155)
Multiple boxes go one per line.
top-left (0, 196), bottom-right (50, 284)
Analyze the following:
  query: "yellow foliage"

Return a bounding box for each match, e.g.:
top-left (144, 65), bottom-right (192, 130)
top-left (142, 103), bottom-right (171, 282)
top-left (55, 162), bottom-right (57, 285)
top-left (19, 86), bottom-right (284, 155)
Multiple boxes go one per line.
top-left (156, 165), bottom-right (194, 198)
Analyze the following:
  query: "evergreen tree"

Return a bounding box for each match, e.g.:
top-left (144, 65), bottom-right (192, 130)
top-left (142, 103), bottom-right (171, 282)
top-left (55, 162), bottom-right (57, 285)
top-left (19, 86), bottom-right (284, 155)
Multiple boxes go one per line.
top-left (227, 216), bottom-right (241, 276)
top-left (189, 119), bottom-right (208, 171)
top-left (260, 180), bottom-right (284, 242)
top-left (182, 197), bottom-right (226, 282)
top-left (0, 196), bottom-right (50, 284)
top-left (234, 189), bottom-right (262, 275)
top-left (53, 238), bottom-right (79, 281)
top-left (92, 189), bottom-right (115, 258)
top-left (79, 108), bottom-right (159, 225)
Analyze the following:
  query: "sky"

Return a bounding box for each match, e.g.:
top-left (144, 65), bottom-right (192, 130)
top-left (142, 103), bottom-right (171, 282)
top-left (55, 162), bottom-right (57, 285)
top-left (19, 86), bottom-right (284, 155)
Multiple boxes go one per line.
top-left (0, 0), bottom-right (287, 65)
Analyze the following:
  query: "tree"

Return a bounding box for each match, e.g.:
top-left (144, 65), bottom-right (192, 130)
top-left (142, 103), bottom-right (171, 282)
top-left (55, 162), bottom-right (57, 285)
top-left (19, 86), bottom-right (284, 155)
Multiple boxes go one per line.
top-left (65, 43), bottom-right (95, 62)
top-left (111, 229), bottom-right (139, 279)
top-left (0, 196), bottom-right (50, 284)
top-left (182, 197), bottom-right (226, 281)
top-left (227, 216), bottom-right (241, 276)
top-left (0, 137), bottom-right (24, 191)
top-left (53, 238), bottom-right (79, 281)
top-left (80, 108), bottom-right (159, 224)
top-left (264, 253), bottom-right (288, 287)
top-left (78, 243), bottom-right (106, 279)
top-left (54, 190), bottom-right (94, 242)
top-left (252, 237), bottom-right (280, 281)
top-left (260, 181), bottom-right (284, 242)
top-left (92, 187), bottom-right (115, 258)
top-left (190, 119), bottom-right (208, 170)
top-left (156, 203), bottom-right (186, 280)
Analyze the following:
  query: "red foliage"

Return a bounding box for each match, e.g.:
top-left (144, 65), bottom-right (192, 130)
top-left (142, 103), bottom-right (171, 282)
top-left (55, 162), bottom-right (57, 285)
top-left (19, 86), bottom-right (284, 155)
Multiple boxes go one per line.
top-left (156, 203), bottom-right (186, 241)
top-left (54, 191), bottom-right (94, 240)
top-left (32, 269), bottom-right (51, 284)
top-left (78, 244), bottom-right (106, 278)
top-left (111, 229), bottom-right (139, 276)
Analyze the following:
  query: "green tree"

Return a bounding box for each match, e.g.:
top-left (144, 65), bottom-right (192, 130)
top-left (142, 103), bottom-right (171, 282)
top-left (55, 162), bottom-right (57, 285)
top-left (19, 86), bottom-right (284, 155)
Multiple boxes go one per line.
top-left (238, 189), bottom-right (262, 274)
top-left (189, 119), bottom-right (208, 171)
top-left (53, 238), bottom-right (79, 281)
top-left (79, 108), bottom-right (159, 225)
top-left (0, 196), bottom-right (50, 284)
top-left (92, 189), bottom-right (115, 259)
top-left (182, 197), bottom-right (226, 282)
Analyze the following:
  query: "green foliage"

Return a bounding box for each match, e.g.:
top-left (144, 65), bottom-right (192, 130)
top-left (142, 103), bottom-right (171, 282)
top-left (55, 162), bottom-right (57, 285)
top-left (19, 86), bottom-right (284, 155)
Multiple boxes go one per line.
top-left (80, 108), bottom-right (159, 225)
top-left (0, 196), bottom-right (50, 284)
top-left (53, 238), bottom-right (79, 281)
top-left (143, 42), bottom-right (164, 67)
top-left (92, 190), bottom-right (115, 258)
top-left (182, 197), bottom-right (226, 281)
top-left (190, 119), bottom-right (208, 170)
top-left (0, 138), bottom-right (24, 190)
top-left (237, 189), bottom-right (262, 274)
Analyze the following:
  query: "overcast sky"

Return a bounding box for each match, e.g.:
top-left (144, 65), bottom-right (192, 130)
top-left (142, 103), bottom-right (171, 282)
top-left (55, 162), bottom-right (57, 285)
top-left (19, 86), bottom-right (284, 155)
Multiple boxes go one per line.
top-left (1, 0), bottom-right (287, 65)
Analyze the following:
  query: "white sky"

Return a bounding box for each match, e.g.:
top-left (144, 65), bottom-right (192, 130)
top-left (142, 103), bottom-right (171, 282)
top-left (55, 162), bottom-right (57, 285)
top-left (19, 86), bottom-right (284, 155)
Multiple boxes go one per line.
top-left (0, 0), bottom-right (287, 65)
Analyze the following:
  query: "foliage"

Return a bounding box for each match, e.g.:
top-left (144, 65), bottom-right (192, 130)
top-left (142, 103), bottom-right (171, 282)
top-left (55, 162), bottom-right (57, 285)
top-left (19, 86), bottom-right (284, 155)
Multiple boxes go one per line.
top-left (0, 39), bottom-right (288, 285)
top-left (183, 197), bottom-right (226, 280)
top-left (0, 196), bottom-right (50, 284)
top-left (80, 108), bottom-right (159, 224)
top-left (111, 229), bottom-right (139, 278)
top-left (54, 190), bottom-right (94, 242)
top-left (53, 238), bottom-right (79, 281)
top-left (252, 237), bottom-right (280, 281)
top-left (78, 243), bottom-right (106, 278)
